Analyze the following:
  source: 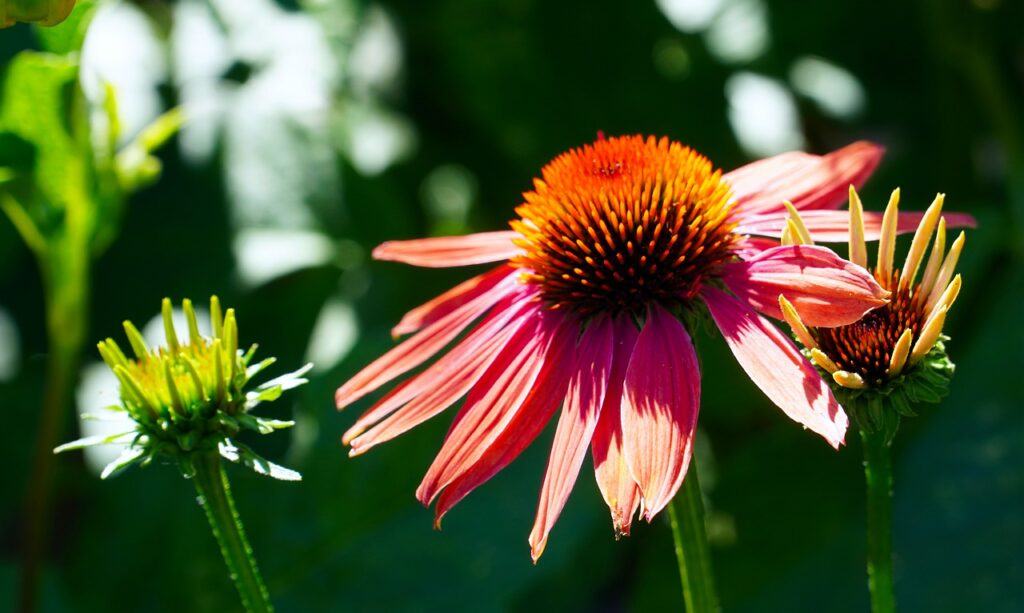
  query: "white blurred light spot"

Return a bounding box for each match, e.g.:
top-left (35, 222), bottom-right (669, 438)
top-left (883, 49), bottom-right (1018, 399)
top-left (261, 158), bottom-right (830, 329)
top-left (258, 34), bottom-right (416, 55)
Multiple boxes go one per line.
top-left (305, 299), bottom-right (358, 372)
top-left (790, 56), bottom-right (867, 120)
top-left (233, 229), bottom-right (337, 287)
top-left (80, 2), bottom-right (167, 143)
top-left (349, 6), bottom-right (402, 95)
top-left (344, 106), bottom-right (416, 176)
top-left (421, 164), bottom-right (476, 228)
top-left (76, 363), bottom-right (134, 475)
top-left (726, 72), bottom-right (805, 156)
top-left (0, 307), bottom-right (20, 382)
top-left (655, 0), bottom-right (724, 32)
top-left (705, 0), bottom-right (769, 64)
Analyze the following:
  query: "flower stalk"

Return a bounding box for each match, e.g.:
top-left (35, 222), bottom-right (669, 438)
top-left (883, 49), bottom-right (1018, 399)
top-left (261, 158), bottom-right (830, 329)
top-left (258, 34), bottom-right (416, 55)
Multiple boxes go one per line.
top-left (860, 427), bottom-right (895, 613)
top-left (192, 451), bottom-right (273, 613)
top-left (54, 297), bottom-right (311, 612)
top-left (667, 462), bottom-right (720, 613)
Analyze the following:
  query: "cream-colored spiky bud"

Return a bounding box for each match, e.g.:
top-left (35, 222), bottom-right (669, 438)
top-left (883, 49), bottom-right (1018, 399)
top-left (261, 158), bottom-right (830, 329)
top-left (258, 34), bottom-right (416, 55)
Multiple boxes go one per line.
top-left (900, 193), bottom-right (944, 289)
top-left (848, 185), bottom-right (868, 268)
top-left (876, 188), bottom-right (901, 281)
top-left (886, 329), bottom-right (914, 377)
top-left (833, 370), bottom-right (867, 389)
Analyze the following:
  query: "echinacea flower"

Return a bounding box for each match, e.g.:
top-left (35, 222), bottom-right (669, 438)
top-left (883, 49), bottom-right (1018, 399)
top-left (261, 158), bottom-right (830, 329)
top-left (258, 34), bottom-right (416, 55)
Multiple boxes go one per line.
top-left (56, 297), bottom-right (310, 480)
top-left (55, 297), bottom-right (311, 611)
top-left (780, 187), bottom-right (970, 439)
top-left (336, 135), bottom-right (898, 560)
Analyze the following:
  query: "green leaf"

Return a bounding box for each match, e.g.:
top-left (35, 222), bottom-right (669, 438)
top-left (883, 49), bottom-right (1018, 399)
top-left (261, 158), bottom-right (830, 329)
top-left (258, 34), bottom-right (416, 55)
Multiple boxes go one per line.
top-left (115, 106), bottom-right (184, 192)
top-left (0, 52), bottom-right (82, 214)
top-left (33, 0), bottom-right (98, 54)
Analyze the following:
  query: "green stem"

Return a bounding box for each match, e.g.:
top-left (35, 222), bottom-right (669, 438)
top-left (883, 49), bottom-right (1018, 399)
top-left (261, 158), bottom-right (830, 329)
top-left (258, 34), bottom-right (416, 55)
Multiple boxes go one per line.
top-left (667, 459), bottom-right (720, 613)
top-left (20, 256), bottom-right (88, 613)
top-left (192, 451), bottom-right (273, 613)
top-left (860, 428), bottom-right (896, 613)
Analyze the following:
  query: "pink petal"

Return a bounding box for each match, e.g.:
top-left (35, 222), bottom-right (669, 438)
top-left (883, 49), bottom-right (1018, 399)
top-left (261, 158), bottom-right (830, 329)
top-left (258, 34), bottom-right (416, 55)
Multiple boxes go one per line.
top-left (415, 309), bottom-right (566, 506)
top-left (430, 319), bottom-right (577, 525)
top-left (334, 274), bottom-right (518, 410)
top-left (344, 295), bottom-right (534, 451)
top-left (528, 316), bottom-right (615, 561)
top-left (735, 209), bottom-right (977, 242)
top-left (372, 230), bottom-right (523, 267)
top-left (591, 316), bottom-right (642, 536)
top-left (734, 235), bottom-right (781, 260)
top-left (702, 287), bottom-right (848, 448)
top-left (392, 265), bottom-right (517, 337)
top-left (726, 141), bottom-right (884, 219)
top-left (722, 245), bottom-right (889, 327)
top-left (621, 305), bottom-right (700, 522)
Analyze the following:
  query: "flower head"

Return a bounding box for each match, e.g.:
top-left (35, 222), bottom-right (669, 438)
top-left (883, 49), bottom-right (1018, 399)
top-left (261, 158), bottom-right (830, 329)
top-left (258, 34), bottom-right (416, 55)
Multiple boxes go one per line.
top-left (780, 188), bottom-right (968, 440)
top-left (56, 297), bottom-right (310, 480)
top-left (336, 135), bottom-right (928, 560)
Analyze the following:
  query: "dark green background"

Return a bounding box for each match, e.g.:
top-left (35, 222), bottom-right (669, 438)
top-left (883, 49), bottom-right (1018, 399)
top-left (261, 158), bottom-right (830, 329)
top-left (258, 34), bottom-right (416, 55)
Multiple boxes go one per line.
top-left (1, 0), bottom-right (1021, 610)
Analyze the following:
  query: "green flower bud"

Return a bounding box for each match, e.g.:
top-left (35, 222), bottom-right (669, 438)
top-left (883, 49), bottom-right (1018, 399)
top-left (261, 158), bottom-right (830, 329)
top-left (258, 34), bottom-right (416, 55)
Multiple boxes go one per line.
top-left (1, 0), bottom-right (76, 27)
top-left (56, 297), bottom-right (312, 480)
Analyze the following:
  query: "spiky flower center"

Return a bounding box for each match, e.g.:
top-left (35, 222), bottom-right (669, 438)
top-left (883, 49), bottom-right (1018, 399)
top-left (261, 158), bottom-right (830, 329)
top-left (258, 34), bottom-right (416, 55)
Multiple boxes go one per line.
top-left (510, 135), bottom-right (738, 316)
top-left (96, 297), bottom-right (257, 449)
top-left (814, 272), bottom-right (925, 384)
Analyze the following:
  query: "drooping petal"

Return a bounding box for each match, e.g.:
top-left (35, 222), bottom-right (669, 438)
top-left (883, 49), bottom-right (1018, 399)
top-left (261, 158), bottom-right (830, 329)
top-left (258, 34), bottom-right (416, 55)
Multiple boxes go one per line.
top-left (702, 287), bottom-right (847, 448)
top-left (345, 296), bottom-right (535, 452)
top-left (372, 231), bottom-right (522, 267)
top-left (734, 209), bottom-right (977, 243)
top-left (430, 319), bottom-right (577, 525)
top-left (621, 305), bottom-right (700, 522)
top-left (722, 245), bottom-right (889, 327)
top-left (335, 274), bottom-right (519, 410)
top-left (725, 141), bottom-right (884, 219)
top-left (591, 316), bottom-right (642, 536)
top-left (415, 309), bottom-right (567, 506)
top-left (392, 265), bottom-right (517, 337)
top-left (529, 316), bottom-right (615, 561)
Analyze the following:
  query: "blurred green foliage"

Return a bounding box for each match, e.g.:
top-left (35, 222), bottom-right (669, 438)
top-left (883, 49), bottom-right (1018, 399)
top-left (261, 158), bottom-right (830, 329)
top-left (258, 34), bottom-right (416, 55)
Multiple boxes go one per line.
top-left (0, 0), bottom-right (1021, 611)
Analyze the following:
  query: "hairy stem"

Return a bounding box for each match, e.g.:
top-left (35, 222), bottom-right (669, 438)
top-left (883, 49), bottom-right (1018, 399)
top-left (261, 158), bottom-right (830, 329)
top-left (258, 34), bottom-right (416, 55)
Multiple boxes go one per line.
top-left (192, 451), bottom-right (273, 613)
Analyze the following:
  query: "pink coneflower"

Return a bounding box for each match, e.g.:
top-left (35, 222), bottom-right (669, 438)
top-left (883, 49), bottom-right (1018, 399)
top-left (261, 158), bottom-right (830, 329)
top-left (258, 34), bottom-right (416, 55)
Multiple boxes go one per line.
top-left (335, 135), bottom-right (950, 560)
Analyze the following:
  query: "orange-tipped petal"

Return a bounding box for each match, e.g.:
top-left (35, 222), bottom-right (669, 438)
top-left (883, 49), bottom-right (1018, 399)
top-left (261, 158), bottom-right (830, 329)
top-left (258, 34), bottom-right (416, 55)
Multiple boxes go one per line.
top-left (735, 210), bottom-right (976, 243)
top-left (431, 319), bottom-right (577, 526)
top-left (529, 317), bottom-right (615, 562)
top-left (416, 310), bottom-right (562, 506)
top-left (344, 293), bottom-right (535, 444)
top-left (373, 230), bottom-right (523, 267)
top-left (335, 274), bottom-right (518, 410)
top-left (391, 265), bottom-right (516, 337)
top-left (591, 316), bottom-right (642, 536)
top-left (722, 245), bottom-right (889, 328)
top-left (346, 304), bottom-right (532, 453)
top-left (621, 305), bottom-right (700, 522)
top-left (702, 287), bottom-right (848, 449)
top-left (725, 141), bottom-right (884, 219)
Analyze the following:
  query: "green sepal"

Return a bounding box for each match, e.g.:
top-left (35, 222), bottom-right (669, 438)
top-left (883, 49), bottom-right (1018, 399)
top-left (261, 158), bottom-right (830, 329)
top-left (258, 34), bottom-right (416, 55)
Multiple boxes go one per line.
top-left (53, 430), bottom-right (134, 453)
top-left (218, 441), bottom-right (302, 481)
top-left (823, 337), bottom-right (955, 444)
top-left (100, 446), bottom-right (146, 479)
